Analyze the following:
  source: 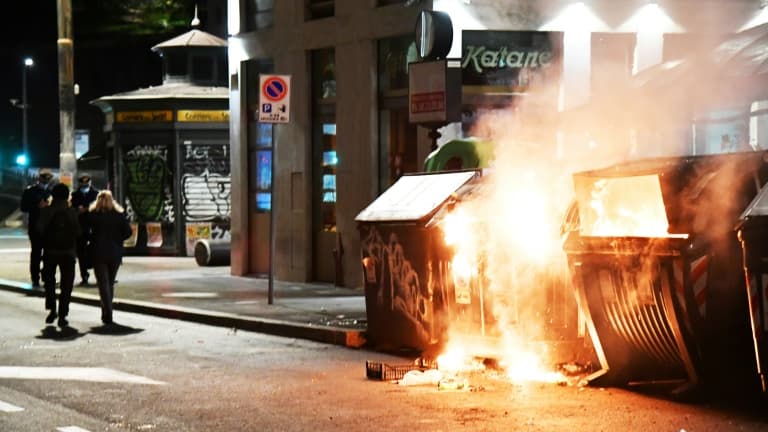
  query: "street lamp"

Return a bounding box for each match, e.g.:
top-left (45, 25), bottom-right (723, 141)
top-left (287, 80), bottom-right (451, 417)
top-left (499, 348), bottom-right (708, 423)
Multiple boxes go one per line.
top-left (22, 57), bottom-right (34, 172)
top-left (11, 57), bottom-right (34, 179)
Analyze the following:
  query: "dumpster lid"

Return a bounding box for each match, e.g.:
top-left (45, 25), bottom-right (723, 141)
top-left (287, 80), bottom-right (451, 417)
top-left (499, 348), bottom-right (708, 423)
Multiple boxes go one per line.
top-left (740, 182), bottom-right (768, 219)
top-left (355, 170), bottom-right (480, 223)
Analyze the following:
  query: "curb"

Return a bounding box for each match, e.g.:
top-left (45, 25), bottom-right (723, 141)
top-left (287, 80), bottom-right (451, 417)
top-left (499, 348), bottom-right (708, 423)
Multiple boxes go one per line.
top-left (0, 279), bottom-right (367, 349)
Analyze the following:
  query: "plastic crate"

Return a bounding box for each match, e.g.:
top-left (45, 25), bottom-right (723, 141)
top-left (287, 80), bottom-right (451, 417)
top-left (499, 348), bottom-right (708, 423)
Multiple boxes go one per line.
top-left (365, 358), bottom-right (437, 381)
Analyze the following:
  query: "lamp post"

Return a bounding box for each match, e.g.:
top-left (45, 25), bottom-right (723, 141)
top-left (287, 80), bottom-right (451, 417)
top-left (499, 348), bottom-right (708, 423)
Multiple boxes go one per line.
top-left (22, 57), bottom-right (33, 172)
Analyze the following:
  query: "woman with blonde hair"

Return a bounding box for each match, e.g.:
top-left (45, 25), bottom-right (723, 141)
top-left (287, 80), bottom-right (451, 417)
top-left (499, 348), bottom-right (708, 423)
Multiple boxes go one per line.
top-left (86, 190), bottom-right (132, 325)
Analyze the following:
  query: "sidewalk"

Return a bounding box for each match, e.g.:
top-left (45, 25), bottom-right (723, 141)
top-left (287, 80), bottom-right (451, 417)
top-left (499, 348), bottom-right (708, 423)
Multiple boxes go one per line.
top-left (0, 227), bottom-right (368, 348)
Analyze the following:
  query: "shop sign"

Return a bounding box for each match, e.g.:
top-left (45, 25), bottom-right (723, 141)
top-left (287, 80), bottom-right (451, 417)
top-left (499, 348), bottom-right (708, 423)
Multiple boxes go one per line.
top-left (462, 30), bottom-right (563, 90)
top-left (177, 110), bottom-right (230, 122)
top-left (408, 60), bottom-right (461, 124)
top-left (116, 110), bottom-right (173, 123)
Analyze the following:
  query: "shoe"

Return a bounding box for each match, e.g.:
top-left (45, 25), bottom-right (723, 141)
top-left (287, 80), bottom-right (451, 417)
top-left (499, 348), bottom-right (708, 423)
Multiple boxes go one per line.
top-left (32, 281), bottom-right (40, 288)
top-left (57, 317), bottom-right (69, 328)
top-left (78, 280), bottom-right (89, 287)
top-left (45, 311), bottom-right (58, 324)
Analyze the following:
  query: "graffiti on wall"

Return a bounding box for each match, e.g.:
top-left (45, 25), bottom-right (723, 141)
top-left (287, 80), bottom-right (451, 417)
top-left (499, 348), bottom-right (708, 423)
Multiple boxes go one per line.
top-left (360, 225), bottom-right (431, 342)
top-left (181, 143), bottom-right (231, 240)
top-left (124, 144), bottom-right (173, 223)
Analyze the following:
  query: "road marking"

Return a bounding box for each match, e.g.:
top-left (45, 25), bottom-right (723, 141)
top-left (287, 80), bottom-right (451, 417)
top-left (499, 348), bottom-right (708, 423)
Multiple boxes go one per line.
top-left (0, 248), bottom-right (30, 253)
top-left (161, 292), bottom-right (219, 298)
top-left (0, 399), bottom-right (24, 412)
top-left (0, 367), bottom-right (165, 385)
top-left (57, 427), bottom-right (92, 432)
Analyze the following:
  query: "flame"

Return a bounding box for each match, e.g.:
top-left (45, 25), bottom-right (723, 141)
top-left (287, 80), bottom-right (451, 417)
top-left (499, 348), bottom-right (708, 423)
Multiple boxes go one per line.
top-left (435, 341), bottom-right (565, 384)
top-left (500, 350), bottom-right (565, 383)
top-left (436, 170), bottom-right (570, 385)
top-left (585, 175), bottom-right (687, 238)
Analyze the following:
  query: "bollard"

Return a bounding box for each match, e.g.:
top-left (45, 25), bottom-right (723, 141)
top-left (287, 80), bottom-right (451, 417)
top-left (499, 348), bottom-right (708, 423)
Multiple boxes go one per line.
top-left (194, 239), bottom-right (230, 266)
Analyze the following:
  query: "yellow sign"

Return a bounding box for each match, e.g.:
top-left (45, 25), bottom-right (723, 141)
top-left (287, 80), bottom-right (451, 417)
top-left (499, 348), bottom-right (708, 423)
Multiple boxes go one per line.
top-left (116, 111), bottom-right (173, 123)
top-left (177, 110), bottom-right (230, 122)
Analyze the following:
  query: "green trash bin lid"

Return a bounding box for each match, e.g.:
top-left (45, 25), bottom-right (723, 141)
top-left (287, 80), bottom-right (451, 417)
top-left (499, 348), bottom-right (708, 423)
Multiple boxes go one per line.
top-left (424, 138), bottom-right (495, 172)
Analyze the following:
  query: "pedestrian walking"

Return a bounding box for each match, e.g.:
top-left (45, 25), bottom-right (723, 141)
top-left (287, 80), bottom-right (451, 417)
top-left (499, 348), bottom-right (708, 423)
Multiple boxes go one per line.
top-left (20, 169), bottom-right (54, 287)
top-left (71, 173), bottom-right (98, 286)
top-left (86, 190), bottom-right (132, 325)
top-left (36, 183), bottom-right (80, 328)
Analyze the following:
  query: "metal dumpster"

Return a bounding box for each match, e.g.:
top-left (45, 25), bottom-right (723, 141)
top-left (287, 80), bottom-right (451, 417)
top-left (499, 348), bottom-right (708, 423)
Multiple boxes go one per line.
top-left (355, 170), bottom-right (481, 352)
top-left (736, 183), bottom-right (768, 393)
top-left (563, 152), bottom-right (768, 395)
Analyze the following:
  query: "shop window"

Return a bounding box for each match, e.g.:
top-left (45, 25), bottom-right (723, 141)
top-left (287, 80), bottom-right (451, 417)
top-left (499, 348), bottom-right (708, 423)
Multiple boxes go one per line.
top-left (378, 35), bottom-right (418, 94)
top-left (321, 124), bottom-right (338, 210)
top-left (312, 49), bottom-right (337, 231)
top-left (591, 33), bottom-right (635, 100)
top-left (306, 0), bottom-right (334, 20)
top-left (246, 0), bottom-right (274, 31)
top-left (378, 36), bottom-right (418, 192)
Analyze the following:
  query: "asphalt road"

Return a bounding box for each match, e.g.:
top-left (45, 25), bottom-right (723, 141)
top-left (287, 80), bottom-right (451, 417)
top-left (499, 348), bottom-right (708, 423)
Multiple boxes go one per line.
top-left (1, 289), bottom-right (768, 431)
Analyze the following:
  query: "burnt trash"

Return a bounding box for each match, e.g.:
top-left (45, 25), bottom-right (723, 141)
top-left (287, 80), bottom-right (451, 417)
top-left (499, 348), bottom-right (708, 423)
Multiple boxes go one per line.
top-left (355, 170), bottom-right (481, 352)
top-left (736, 181), bottom-right (768, 394)
top-left (563, 152), bottom-right (768, 396)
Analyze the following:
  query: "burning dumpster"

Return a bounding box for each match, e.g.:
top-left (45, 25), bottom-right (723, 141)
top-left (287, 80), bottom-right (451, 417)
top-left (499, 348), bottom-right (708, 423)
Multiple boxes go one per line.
top-left (356, 170), bottom-right (482, 352)
top-left (357, 167), bottom-right (584, 373)
top-left (736, 183), bottom-right (768, 393)
top-left (563, 152), bottom-right (768, 395)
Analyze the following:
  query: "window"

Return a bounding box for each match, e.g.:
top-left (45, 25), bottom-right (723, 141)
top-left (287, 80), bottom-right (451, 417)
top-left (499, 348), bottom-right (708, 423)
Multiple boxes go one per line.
top-left (246, 0), bottom-right (274, 31)
top-left (591, 33), bottom-right (635, 99)
top-left (312, 49), bottom-right (336, 231)
top-left (192, 56), bottom-right (214, 82)
top-left (378, 36), bottom-right (418, 191)
top-left (166, 52), bottom-right (187, 76)
top-left (306, 0), bottom-right (334, 20)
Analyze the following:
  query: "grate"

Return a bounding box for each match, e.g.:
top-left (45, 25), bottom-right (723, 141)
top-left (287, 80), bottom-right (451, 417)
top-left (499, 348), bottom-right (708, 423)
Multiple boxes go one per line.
top-left (365, 358), bottom-right (438, 381)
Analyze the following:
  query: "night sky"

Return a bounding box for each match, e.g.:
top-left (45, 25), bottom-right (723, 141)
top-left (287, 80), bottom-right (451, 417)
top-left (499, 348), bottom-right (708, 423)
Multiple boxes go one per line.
top-left (0, 2), bottom-right (201, 169)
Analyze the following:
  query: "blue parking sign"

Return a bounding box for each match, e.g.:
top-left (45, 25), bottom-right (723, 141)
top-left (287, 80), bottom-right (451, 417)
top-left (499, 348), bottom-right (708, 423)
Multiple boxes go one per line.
top-left (262, 103), bottom-right (272, 113)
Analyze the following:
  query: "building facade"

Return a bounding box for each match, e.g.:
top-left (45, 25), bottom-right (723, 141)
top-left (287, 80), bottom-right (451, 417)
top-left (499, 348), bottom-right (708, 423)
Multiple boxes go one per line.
top-left (227, 0), bottom-right (768, 287)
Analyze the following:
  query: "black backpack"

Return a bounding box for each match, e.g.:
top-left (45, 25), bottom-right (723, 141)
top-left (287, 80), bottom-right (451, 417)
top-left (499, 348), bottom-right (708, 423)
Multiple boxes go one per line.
top-left (45, 209), bottom-right (77, 251)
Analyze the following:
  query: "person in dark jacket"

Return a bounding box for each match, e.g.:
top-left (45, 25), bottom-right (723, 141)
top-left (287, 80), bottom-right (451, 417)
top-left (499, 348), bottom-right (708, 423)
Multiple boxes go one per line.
top-left (36, 183), bottom-right (80, 328)
top-left (86, 190), bottom-right (132, 325)
top-left (70, 173), bottom-right (99, 286)
top-left (20, 169), bottom-right (54, 287)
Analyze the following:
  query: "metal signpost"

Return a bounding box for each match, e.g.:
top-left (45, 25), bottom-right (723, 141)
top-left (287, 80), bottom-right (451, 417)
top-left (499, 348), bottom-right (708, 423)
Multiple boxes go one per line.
top-left (258, 74), bottom-right (291, 304)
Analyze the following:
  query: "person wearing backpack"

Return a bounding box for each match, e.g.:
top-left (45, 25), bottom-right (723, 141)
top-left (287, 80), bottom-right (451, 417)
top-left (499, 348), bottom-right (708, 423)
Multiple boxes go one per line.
top-left (86, 190), bottom-right (132, 325)
top-left (20, 169), bottom-right (54, 287)
top-left (36, 183), bottom-right (80, 328)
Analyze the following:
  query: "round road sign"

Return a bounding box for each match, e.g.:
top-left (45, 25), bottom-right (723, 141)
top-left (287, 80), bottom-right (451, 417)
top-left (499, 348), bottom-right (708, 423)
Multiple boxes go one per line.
top-left (262, 76), bottom-right (288, 102)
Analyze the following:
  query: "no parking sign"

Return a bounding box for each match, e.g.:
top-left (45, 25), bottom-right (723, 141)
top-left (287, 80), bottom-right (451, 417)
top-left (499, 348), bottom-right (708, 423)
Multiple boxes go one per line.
top-left (259, 74), bottom-right (291, 123)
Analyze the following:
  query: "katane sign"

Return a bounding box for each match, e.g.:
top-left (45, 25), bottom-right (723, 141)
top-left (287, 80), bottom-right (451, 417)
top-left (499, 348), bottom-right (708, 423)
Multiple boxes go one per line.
top-left (461, 30), bottom-right (563, 91)
top-left (259, 74), bottom-right (291, 123)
